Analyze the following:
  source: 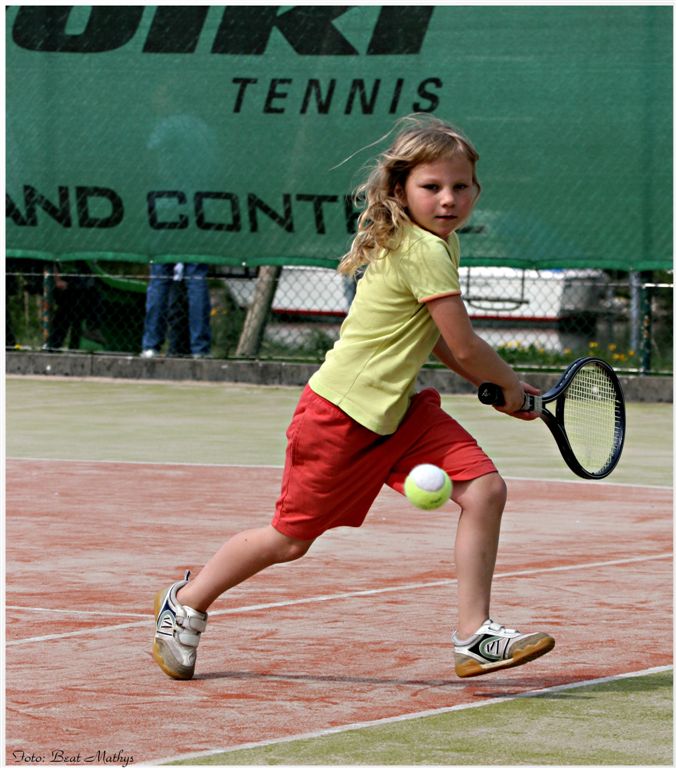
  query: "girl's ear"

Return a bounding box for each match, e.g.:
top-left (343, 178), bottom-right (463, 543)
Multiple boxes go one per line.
top-left (394, 182), bottom-right (407, 206)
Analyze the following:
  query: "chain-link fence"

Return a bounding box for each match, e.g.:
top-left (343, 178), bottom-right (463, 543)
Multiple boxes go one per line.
top-left (6, 260), bottom-right (672, 375)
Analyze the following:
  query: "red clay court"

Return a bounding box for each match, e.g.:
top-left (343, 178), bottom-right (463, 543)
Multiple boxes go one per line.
top-left (6, 457), bottom-right (672, 765)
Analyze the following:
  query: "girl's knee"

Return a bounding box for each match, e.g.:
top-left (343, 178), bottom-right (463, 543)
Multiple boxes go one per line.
top-left (454, 472), bottom-right (507, 514)
top-left (273, 532), bottom-right (314, 563)
top-left (484, 472), bottom-right (507, 509)
top-left (283, 538), bottom-right (313, 562)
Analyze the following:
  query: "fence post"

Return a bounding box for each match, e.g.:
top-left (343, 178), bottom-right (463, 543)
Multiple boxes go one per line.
top-left (235, 265), bottom-right (281, 357)
top-left (630, 271), bottom-right (654, 374)
top-left (41, 262), bottom-right (56, 347)
top-left (639, 272), bottom-right (653, 374)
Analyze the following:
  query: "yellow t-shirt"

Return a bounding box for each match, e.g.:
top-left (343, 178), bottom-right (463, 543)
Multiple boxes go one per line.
top-left (309, 224), bottom-right (461, 434)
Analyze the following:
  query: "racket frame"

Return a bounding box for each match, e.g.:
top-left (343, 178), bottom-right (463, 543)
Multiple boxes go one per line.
top-left (478, 357), bottom-right (626, 480)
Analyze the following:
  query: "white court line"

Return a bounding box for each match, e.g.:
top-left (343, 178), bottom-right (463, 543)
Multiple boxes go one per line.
top-left (209, 552), bottom-right (673, 616)
top-left (6, 552), bottom-right (671, 646)
top-left (144, 664), bottom-right (674, 767)
top-left (6, 456), bottom-right (673, 490)
top-left (6, 456), bottom-right (283, 470)
top-left (6, 620), bottom-right (153, 646)
top-left (7, 605), bottom-right (148, 618)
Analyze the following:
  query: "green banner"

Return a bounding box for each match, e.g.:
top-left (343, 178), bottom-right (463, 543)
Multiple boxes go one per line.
top-left (5, 5), bottom-right (673, 269)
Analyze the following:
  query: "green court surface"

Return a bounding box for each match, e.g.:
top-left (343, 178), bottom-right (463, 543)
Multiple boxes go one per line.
top-left (4, 375), bottom-right (673, 487)
top-left (170, 671), bottom-right (673, 766)
top-left (5, 375), bottom-right (674, 765)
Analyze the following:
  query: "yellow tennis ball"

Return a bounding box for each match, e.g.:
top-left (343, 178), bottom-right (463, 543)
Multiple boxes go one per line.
top-left (404, 464), bottom-right (452, 510)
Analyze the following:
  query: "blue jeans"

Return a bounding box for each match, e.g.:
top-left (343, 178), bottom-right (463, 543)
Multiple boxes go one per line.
top-left (142, 263), bottom-right (211, 355)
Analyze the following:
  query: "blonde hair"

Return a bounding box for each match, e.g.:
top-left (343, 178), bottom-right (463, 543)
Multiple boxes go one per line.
top-left (338, 114), bottom-right (480, 276)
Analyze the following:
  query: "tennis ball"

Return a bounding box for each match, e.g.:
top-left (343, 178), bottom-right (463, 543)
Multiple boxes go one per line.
top-left (404, 464), bottom-right (452, 510)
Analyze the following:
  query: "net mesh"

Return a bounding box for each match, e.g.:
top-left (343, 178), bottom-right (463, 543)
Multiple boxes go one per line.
top-left (5, 263), bottom-right (671, 373)
top-left (5, 6), bottom-right (672, 271)
top-left (5, 8), bottom-right (673, 370)
top-left (563, 364), bottom-right (622, 474)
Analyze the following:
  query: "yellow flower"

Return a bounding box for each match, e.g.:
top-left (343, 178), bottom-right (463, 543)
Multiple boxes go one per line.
top-left (589, 341), bottom-right (599, 349)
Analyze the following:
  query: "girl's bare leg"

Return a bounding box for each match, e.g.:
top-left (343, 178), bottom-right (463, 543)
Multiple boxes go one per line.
top-left (176, 525), bottom-right (314, 613)
top-left (451, 472), bottom-right (507, 639)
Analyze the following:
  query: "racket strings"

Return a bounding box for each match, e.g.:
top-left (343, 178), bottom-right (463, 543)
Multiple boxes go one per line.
top-left (563, 365), bottom-right (621, 473)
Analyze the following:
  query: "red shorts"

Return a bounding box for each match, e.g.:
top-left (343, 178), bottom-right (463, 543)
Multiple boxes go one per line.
top-left (272, 385), bottom-right (497, 540)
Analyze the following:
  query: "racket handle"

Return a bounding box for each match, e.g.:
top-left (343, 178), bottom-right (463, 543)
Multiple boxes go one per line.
top-left (478, 383), bottom-right (504, 405)
top-left (477, 384), bottom-right (537, 412)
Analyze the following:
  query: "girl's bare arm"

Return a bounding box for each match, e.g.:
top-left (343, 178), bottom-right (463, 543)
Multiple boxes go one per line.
top-left (427, 293), bottom-right (536, 415)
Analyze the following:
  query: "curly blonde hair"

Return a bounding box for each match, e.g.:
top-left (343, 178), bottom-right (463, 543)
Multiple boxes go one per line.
top-left (338, 114), bottom-right (480, 276)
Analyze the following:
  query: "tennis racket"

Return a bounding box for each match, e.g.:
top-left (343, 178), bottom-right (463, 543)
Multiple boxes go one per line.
top-left (477, 357), bottom-right (626, 479)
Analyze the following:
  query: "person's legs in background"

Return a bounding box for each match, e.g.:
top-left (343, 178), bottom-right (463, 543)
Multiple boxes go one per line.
top-left (185, 263), bottom-right (211, 357)
top-left (167, 277), bottom-right (191, 356)
top-left (141, 263), bottom-right (173, 355)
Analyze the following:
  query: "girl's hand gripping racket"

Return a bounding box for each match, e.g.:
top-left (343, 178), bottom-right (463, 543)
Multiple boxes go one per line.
top-left (478, 357), bottom-right (626, 479)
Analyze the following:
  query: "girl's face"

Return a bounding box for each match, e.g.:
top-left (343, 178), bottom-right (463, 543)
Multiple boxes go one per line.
top-left (398, 154), bottom-right (478, 240)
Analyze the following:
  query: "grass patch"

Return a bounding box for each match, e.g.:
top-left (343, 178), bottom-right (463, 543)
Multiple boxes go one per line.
top-left (169, 671), bottom-right (672, 765)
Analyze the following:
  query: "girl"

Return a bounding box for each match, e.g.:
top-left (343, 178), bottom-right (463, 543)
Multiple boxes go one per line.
top-left (152, 115), bottom-right (555, 681)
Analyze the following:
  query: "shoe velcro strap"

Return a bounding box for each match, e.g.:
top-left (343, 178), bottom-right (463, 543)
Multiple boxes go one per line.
top-left (176, 629), bottom-right (201, 647)
top-left (178, 608), bottom-right (208, 634)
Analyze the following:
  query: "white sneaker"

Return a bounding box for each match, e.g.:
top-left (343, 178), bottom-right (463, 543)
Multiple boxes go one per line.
top-left (140, 349), bottom-right (157, 359)
top-left (453, 619), bottom-right (555, 678)
top-left (152, 571), bottom-right (208, 680)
